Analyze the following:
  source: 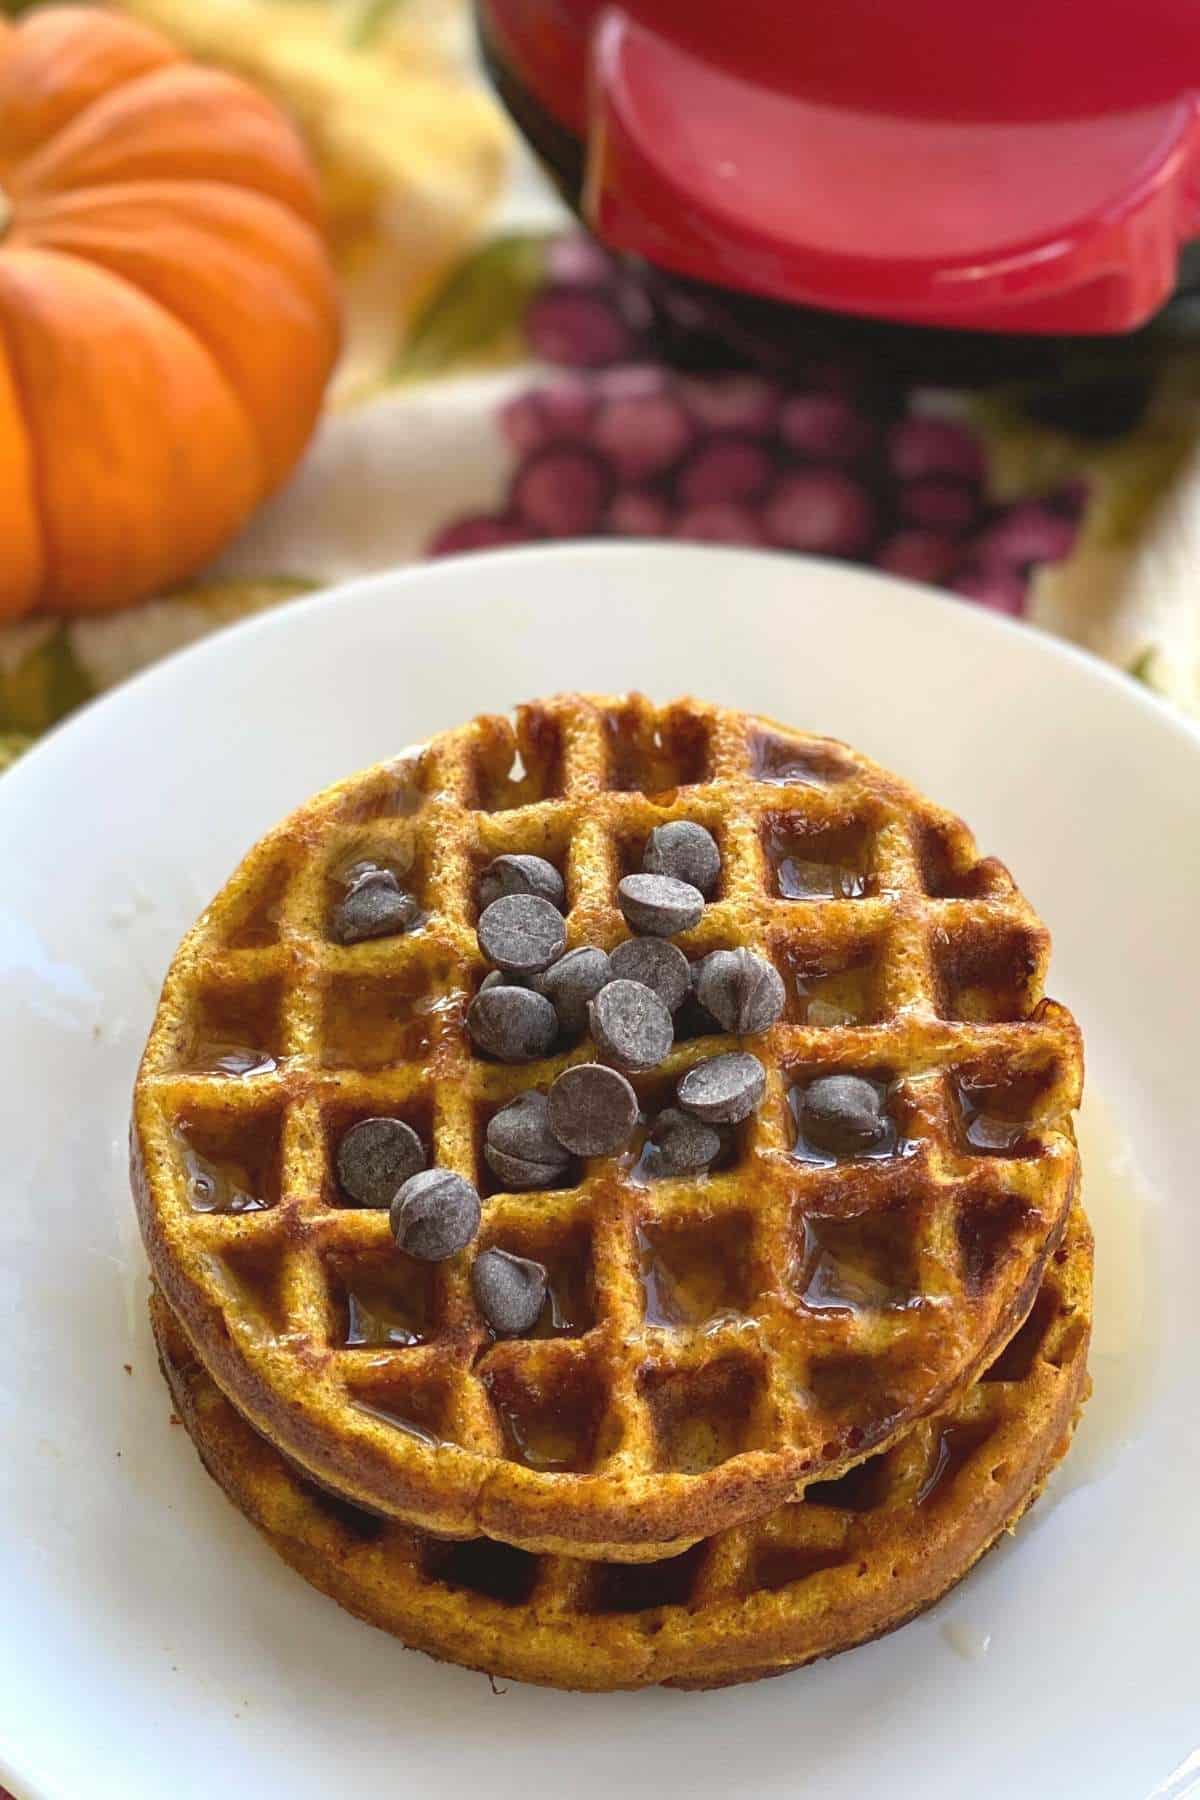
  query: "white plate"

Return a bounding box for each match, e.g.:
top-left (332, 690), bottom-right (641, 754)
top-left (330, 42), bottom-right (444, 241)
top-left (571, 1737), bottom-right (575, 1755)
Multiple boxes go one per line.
top-left (1, 544), bottom-right (1196, 1800)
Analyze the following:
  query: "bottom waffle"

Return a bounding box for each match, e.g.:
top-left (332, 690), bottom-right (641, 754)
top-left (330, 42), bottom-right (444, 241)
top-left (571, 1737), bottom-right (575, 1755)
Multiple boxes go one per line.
top-left (152, 1209), bottom-right (1091, 1693)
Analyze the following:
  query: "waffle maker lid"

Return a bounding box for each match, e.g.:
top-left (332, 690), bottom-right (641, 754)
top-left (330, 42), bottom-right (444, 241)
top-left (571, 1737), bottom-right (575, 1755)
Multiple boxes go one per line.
top-left (481, 0), bottom-right (1200, 334)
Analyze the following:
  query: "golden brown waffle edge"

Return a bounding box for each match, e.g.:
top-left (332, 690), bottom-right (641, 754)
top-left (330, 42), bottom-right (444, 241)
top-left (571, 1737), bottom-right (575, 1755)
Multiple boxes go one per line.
top-left (150, 1202), bottom-right (1092, 1692)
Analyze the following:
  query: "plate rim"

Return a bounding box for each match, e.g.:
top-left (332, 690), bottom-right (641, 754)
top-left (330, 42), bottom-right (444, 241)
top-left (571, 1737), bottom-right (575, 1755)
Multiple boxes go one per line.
top-left (6, 544), bottom-right (1198, 811)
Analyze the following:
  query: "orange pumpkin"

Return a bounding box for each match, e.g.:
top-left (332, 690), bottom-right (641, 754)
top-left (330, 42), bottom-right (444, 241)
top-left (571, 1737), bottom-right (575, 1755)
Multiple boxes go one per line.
top-left (0, 5), bottom-right (339, 620)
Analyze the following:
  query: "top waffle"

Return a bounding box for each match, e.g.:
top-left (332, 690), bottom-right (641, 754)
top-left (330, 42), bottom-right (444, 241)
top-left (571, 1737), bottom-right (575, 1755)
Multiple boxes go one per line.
top-left (131, 694), bottom-right (1083, 1561)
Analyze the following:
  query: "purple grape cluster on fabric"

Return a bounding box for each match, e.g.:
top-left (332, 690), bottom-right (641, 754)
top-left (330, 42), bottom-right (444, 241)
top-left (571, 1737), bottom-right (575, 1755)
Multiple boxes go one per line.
top-left (428, 236), bottom-right (1085, 617)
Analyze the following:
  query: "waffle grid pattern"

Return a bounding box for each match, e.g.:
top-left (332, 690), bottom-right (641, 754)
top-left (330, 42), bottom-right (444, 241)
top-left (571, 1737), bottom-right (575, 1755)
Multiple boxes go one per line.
top-left (133, 695), bottom-right (1082, 1558)
top-left (152, 1205), bottom-right (1092, 1690)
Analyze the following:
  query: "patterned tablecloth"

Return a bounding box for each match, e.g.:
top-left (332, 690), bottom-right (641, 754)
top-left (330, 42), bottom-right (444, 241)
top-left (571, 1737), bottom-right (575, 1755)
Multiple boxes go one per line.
top-left (2, 0), bottom-right (1200, 780)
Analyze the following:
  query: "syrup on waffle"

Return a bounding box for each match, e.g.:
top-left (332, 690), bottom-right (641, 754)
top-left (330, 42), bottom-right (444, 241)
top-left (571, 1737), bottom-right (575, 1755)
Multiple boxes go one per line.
top-left (132, 695), bottom-right (1083, 1560)
top-left (151, 1204), bottom-right (1091, 1692)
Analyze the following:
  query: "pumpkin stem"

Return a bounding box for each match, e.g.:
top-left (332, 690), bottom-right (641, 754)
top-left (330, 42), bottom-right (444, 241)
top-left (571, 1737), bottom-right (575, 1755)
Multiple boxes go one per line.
top-left (0, 189), bottom-right (11, 241)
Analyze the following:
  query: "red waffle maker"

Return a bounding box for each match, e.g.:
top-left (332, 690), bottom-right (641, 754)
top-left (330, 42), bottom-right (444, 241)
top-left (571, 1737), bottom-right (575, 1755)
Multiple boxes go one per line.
top-left (478, 0), bottom-right (1200, 385)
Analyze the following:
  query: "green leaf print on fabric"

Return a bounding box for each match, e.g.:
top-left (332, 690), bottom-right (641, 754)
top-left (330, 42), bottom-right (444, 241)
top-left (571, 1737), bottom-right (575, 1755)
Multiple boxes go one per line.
top-left (0, 731), bottom-right (34, 772)
top-left (391, 233), bottom-right (552, 380)
top-left (0, 629), bottom-right (92, 737)
top-left (344, 0), bottom-right (409, 48)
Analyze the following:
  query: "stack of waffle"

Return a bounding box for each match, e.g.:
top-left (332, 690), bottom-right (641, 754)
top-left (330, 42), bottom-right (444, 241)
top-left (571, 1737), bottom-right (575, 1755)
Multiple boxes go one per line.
top-left (131, 694), bottom-right (1091, 1692)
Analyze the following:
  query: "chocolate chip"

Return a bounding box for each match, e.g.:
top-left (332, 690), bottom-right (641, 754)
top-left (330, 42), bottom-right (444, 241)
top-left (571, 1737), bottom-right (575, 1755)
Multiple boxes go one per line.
top-left (800, 1074), bottom-right (888, 1154)
top-left (342, 859), bottom-right (385, 887)
top-left (479, 853), bottom-right (565, 913)
top-left (609, 937), bottom-right (690, 1012)
top-left (467, 985), bottom-right (558, 1061)
top-left (471, 1247), bottom-right (547, 1335)
top-left (335, 1116), bottom-right (426, 1207)
top-left (694, 949), bottom-right (785, 1035)
top-left (677, 1051), bottom-right (766, 1123)
top-left (548, 1063), bottom-right (639, 1156)
top-left (617, 873), bottom-right (704, 938)
top-left (647, 1106), bottom-right (722, 1175)
top-left (479, 968), bottom-right (540, 994)
top-left (643, 821), bottom-right (721, 896)
top-left (485, 1092), bottom-right (571, 1190)
top-left (390, 1169), bottom-right (481, 1261)
top-left (539, 945), bottom-right (612, 1036)
top-left (477, 893), bottom-right (566, 974)
top-left (483, 1145), bottom-right (560, 1192)
top-left (332, 869), bottom-right (420, 944)
top-left (486, 1090), bottom-right (563, 1163)
top-left (589, 979), bottom-right (674, 1072)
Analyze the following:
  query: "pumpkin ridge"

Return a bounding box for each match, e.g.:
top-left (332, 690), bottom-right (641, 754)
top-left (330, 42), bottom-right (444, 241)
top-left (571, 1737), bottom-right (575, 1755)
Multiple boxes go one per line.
top-left (12, 175), bottom-right (337, 314)
top-left (17, 175), bottom-right (324, 228)
top-left (18, 237), bottom-right (271, 507)
top-left (0, 8), bottom-right (181, 171)
top-left (10, 62), bottom-right (322, 225)
top-left (0, 245), bottom-right (264, 608)
top-left (15, 181), bottom-right (339, 494)
top-left (0, 288), bottom-right (52, 610)
top-left (12, 177), bottom-right (329, 251)
top-left (77, 250), bottom-right (303, 501)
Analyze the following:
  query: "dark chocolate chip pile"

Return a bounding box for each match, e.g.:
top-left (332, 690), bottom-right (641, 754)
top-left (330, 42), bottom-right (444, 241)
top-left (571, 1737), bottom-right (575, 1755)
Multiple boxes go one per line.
top-left (469, 824), bottom-right (726, 1070)
top-left (466, 821), bottom-right (785, 1155)
top-left (374, 822), bottom-right (784, 1328)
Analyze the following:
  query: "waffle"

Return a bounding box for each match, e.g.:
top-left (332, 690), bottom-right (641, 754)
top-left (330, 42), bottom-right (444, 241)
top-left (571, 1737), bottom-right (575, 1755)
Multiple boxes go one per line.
top-left (131, 694), bottom-right (1083, 1560)
top-left (151, 1204), bottom-right (1091, 1691)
